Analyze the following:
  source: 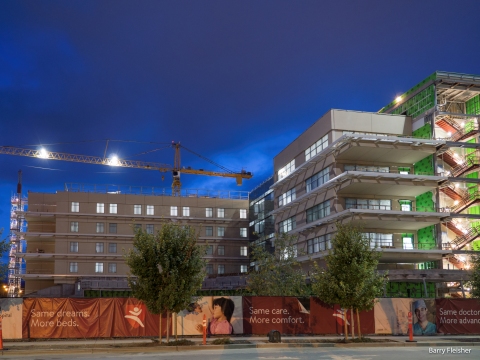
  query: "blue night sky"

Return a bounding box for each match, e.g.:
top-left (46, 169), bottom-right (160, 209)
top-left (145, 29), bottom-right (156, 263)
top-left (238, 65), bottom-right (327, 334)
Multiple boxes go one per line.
top-left (1, 0), bottom-right (480, 265)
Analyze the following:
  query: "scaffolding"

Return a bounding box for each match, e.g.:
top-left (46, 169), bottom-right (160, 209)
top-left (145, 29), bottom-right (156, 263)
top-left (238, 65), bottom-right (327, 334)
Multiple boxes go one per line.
top-left (8, 171), bottom-right (27, 297)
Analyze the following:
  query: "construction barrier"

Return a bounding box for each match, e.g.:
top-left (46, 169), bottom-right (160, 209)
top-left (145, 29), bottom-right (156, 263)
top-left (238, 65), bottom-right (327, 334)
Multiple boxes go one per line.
top-left (0, 297), bottom-right (474, 339)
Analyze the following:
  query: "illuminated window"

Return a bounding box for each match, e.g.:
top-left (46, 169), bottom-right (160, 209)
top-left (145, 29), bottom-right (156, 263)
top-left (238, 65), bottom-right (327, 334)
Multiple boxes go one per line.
top-left (240, 246), bottom-right (247, 256)
top-left (69, 262), bottom-right (78, 273)
top-left (71, 202), bottom-right (79, 212)
top-left (95, 262), bottom-right (104, 273)
top-left (278, 159), bottom-right (295, 180)
top-left (134, 205), bottom-right (142, 215)
top-left (109, 203), bottom-right (117, 214)
top-left (279, 217), bottom-right (296, 232)
top-left (240, 265), bottom-right (248, 273)
top-left (240, 228), bottom-right (247, 237)
top-left (146, 205), bottom-right (154, 215)
top-left (170, 206), bottom-right (178, 216)
top-left (305, 135), bottom-right (328, 161)
top-left (96, 203), bottom-right (104, 214)
top-left (206, 208), bottom-right (213, 217)
top-left (183, 207), bottom-right (190, 216)
top-left (217, 208), bottom-right (225, 218)
top-left (240, 209), bottom-right (247, 218)
top-left (279, 188), bottom-right (296, 207)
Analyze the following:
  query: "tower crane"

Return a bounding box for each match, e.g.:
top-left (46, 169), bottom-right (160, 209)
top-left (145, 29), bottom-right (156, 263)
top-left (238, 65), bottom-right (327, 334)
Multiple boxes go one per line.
top-left (0, 142), bottom-right (253, 195)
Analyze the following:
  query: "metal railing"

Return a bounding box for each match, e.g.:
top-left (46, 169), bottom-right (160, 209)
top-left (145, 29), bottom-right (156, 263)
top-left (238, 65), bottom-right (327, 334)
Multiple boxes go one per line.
top-left (64, 183), bottom-right (249, 200)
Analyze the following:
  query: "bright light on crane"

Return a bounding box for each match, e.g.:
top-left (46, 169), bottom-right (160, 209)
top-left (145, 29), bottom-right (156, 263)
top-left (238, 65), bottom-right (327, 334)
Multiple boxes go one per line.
top-left (38, 148), bottom-right (49, 159)
top-left (107, 155), bottom-right (121, 166)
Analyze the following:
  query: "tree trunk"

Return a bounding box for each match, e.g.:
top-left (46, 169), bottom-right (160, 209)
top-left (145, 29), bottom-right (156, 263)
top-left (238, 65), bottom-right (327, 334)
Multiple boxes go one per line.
top-left (351, 308), bottom-right (354, 339)
top-left (356, 309), bottom-right (362, 339)
top-left (174, 312), bottom-right (178, 341)
top-left (166, 310), bottom-right (170, 343)
top-left (159, 311), bottom-right (162, 343)
top-left (343, 309), bottom-right (348, 341)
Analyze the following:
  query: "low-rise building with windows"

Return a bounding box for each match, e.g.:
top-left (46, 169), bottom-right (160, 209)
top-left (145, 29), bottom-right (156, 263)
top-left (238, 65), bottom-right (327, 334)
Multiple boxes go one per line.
top-left (19, 184), bottom-right (249, 296)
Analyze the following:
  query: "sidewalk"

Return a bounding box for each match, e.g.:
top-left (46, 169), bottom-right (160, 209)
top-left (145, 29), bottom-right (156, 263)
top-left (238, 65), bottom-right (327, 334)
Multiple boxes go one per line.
top-left (2, 335), bottom-right (480, 355)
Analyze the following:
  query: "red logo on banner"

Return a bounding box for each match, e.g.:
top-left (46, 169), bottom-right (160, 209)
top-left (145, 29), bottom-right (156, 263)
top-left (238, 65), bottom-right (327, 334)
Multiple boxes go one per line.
top-left (333, 308), bottom-right (350, 326)
top-left (124, 304), bottom-right (146, 328)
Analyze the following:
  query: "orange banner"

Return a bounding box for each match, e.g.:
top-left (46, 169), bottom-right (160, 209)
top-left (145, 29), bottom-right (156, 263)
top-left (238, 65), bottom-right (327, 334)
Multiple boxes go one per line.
top-left (23, 298), bottom-right (169, 339)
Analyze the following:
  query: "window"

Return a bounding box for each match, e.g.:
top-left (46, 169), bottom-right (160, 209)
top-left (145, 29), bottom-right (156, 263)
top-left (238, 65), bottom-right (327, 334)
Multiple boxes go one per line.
top-left (146, 224), bottom-right (154, 234)
top-left (307, 234), bottom-right (332, 254)
top-left (346, 198), bottom-right (391, 210)
top-left (398, 167), bottom-right (410, 175)
top-left (71, 202), bottom-right (79, 212)
top-left (183, 207), bottom-right (190, 216)
top-left (279, 217), bottom-right (296, 232)
top-left (240, 265), bottom-right (248, 273)
top-left (170, 206), bottom-right (178, 216)
top-left (96, 203), bottom-right (104, 213)
top-left (95, 262), bottom-right (104, 273)
top-left (399, 200), bottom-right (412, 212)
top-left (255, 220), bottom-right (265, 234)
top-left (70, 221), bottom-right (79, 232)
top-left (217, 227), bottom-right (225, 237)
top-left (240, 209), bottom-right (247, 219)
top-left (240, 246), bottom-right (247, 256)
top-left (206, 264), bottom-right (213, 275)
top-left (403, 237), bottom-right (414, 250)
top-left (306, 168), bottom-right (329, 192)
top-left (306, 201), bottom-right (330, 223)
top-left (96, 222), bottom-right (104, 233)
top-left (69, 262), bottom-right (78, 273)
top-left (218, 264), bottom-right (225, 274)
top-left (363, 233), bottom-right (393, 248)
top-left (95, 242), bottom-right (104, 253)
top-left (109, 203), bottom-right (117, 214)
top-left (206, 245), bottom-right (213, 255)
top-left (109, 263), bottom-right (117, 273)
top-left (206, 208), bottom-right (213, 217)
top-left (240, 228), bottom-right (247, 237)
top-left (205, 226), bottom-right (213, 236)
top-left (109, 223), bottom-right (117, 234)
top-left (344, 164), bottom-right (389, 173)
top-left (134, 224), bottom-right (142, 232)
top-left (146, 205), bottom-right (154, 215)
top-left (279, 188), bottom-right (296, 207)
top-left (108, 243), bottom-right (117, 253)
top-left (305, 134), bottom-right (328, 161)
top-left (134, 205), bottom-right (142, 215)
top-left (278, 159), bottom-right (295, 180)
top-left (217, 208), bottom-right (225, 218)
top-left (70, 242), bottom-right (78, 253)
top-left (218, 245), bottom-right (225, 255)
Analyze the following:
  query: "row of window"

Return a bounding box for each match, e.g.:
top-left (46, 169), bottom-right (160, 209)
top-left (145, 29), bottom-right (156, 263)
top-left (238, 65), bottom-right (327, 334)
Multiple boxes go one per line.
top-left (69, 222), bottom-right (248, 237)
top-left (206, 264), bottom-right (248, 275)
top-left (205, 245), bottom-right (248, 256)
top-left (70, 242), bottom-right (117, 253)
top-left (305, 134), bottom-right (328, 161)
top-left (307, 234), bottom-right (332, 254)
top-left (306, 200), bottom-right (330, 223)
top-left (278, 167), bottom-right (329, 208)
top-left (205, 226), bottom-right (247, 237)
top-left (71, 202), bottom-right (247, 218)
top-left (69, 262), bottom-right (116, 273)
top-left (345, 198), bottom-right (392, 211)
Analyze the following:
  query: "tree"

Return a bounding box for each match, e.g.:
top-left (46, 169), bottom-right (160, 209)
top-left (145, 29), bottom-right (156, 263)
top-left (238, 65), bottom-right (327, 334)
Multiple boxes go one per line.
top-left (124, 222), bottom-right (206, 342)
top-left (311, 223), bottom-right (387, 340)
top-left (468, 253), bottom-right (480, 298)
top-left (247, 232), bottom-right (309, 296)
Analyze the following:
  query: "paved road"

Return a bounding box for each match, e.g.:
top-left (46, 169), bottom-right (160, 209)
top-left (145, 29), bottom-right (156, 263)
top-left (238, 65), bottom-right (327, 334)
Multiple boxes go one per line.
top-left (2, 347), bottom-right (479, 360)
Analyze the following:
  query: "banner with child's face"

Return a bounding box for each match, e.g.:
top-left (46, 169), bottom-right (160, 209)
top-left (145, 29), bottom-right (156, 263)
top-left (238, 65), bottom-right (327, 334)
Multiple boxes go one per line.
top-left (176, 296), bottom-right (243, 335)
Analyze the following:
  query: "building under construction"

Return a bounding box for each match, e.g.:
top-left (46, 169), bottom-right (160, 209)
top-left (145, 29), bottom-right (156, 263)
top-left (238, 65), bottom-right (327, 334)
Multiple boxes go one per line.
top-left (6, 70), bottom-right (480, 298)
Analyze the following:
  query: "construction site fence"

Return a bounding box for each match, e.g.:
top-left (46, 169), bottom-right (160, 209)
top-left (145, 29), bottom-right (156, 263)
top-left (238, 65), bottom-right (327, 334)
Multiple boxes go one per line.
top-left (0, 297), bottom-right (479, 339)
